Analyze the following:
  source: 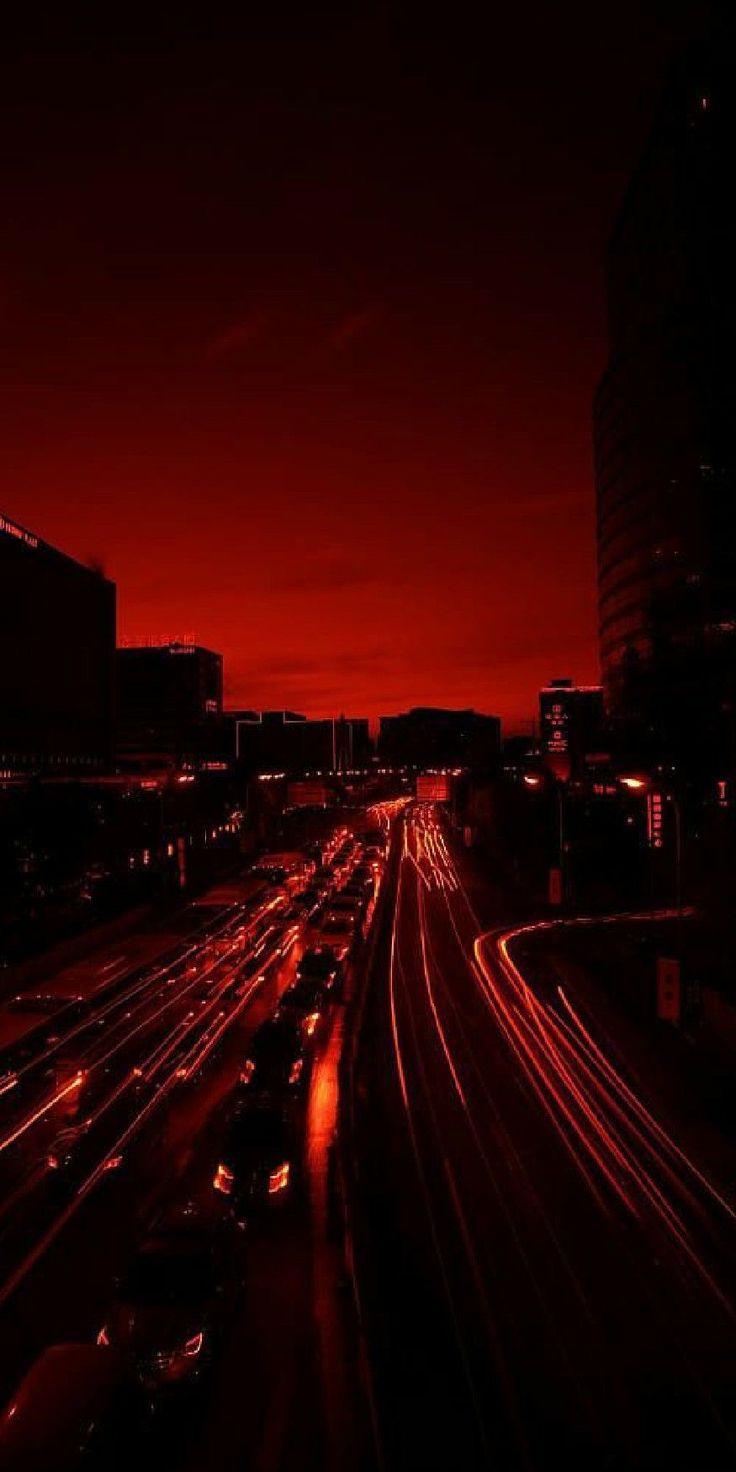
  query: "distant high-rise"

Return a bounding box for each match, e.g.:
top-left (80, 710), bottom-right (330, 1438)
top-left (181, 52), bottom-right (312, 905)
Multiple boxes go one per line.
top-left (116, 641), bottom-right (223, 762)
top-left (594, 37), bottom-right (736, 770)
top-left (0, 511), bottom-right (115, 773)
top-left (231, 710), bottom-right (372, 775)
top-left (378, 707), bottom-right (501, 771)
top-left (539, 679), bottom-right (604, 779)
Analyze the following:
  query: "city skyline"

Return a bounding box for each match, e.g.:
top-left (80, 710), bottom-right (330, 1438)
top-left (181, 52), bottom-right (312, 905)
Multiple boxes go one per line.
top-left (4, 9), bottom-right (736, 1472)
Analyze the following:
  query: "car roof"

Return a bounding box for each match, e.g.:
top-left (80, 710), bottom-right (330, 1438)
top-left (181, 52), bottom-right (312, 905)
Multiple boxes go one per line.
top-left (281, 979), bottom-right (323, 1001)
top-left (227, 1102), bottom-right (289, 1140)
top-left (135, 1231), bottom-right (212, 1260)
top-left (152, 1198), bottom-right (222, 1233)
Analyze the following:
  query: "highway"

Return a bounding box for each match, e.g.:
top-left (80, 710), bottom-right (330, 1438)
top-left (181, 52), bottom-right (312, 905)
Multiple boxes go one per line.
top-left (352, 804), bottom-right (736, 1471)
top-left (0, 811), bottom-right (397, 1470)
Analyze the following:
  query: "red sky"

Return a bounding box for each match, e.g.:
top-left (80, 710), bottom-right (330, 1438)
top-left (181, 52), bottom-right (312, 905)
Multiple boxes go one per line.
top-left (0, 3), bottom-right (712, 731)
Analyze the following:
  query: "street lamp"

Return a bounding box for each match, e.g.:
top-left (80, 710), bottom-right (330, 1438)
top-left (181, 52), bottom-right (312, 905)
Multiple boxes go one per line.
top-left (523, 771), bottom-right (567, 904)
top-left (617, 773), bottom-right (684, 939)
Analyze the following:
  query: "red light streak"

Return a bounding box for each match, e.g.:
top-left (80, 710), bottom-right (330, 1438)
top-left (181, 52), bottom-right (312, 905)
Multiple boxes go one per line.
top-left (0, 1071), bottom-right (84, 1158)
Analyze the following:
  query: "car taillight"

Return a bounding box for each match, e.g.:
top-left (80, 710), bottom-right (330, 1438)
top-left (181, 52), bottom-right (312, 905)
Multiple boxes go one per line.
top-left (213, 1163), bottom-right (234, 1195)
top-left (47, 1154), bottom-right (60, 1170)
top-left (289, 1058), bottom-right (303, 1085)
top-left (305, 1012), bottom-right (319, 1037)
top-left (183, 1332), bottom-right (203, 1357)
top-left (239, 1059), bottom-right (255, 1085)
top-left (268, 1162), bottom-right (290, 1194)
top-left (96, 1326), bottom-right (109, 1346)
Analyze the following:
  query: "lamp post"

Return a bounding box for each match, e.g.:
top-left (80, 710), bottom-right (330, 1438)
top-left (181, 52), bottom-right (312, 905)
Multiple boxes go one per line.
top-left (523, 771), bottom-right (567, 904)
top-left (618, 774), bottom-right (683, 925)
top-left (619, 773), bottom-right (685, 1019)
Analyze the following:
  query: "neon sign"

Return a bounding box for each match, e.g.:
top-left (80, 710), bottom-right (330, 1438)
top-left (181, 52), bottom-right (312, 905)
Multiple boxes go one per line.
top-left (646, 792), bottom-right (664, 849)
top-left (0, 515), bottom-right (38, 550)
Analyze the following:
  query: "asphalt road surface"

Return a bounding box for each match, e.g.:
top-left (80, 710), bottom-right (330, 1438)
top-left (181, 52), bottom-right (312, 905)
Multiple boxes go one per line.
top-left (0, 816), bottom-right (391, 1471)
top-left (351, 804), bottom-right (736, 1471)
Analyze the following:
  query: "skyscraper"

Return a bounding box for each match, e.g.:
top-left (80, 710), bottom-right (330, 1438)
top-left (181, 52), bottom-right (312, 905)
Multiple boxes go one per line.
top-left (0, 511), bottom-right (116, 773)
top-left (116, 641), bottom-right (223, 762)
top-left (594, 35), bottom-right (736, 772)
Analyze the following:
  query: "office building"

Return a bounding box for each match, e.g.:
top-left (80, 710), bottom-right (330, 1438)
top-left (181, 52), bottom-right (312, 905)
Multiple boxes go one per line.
top-left (116, 641), bottom-right (223, 762)
top-left (594, 38), bottom-right (736, 767)
top-left (232, 710), bottom-right (371, 775)
top-left (539, 679), bottom-right (604, 777)
top-left (378, 707), bottom-right (501, 771)
top-left (0, 511), bottom-right (115, 773)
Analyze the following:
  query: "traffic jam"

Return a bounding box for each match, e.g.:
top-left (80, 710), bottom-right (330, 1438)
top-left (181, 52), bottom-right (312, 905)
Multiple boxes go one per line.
top-left (0, 807), bottom-right (394, 1467)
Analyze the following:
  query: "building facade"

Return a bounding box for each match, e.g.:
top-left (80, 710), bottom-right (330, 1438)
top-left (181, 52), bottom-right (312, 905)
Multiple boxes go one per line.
top-left (232, 710), bottom-right (371, 775)
top-left (594, 39), bottom-right (736, 770)
top-left (539, 679), bottom-right (604, 778)
top-left (0, 511), bottom-right (116, 773)
top-left (116, 642), bottom-right (223, 762)
top-left (379, 707), bottom-right (501, 771)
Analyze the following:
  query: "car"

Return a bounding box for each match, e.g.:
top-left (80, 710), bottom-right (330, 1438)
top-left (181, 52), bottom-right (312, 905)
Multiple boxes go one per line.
top-left (351, 864), bottom-right (374, 886)
top-left (46, 1120), bottom-right (93, 1174)
top-left (328, 893), bottom-right (362, 915)
top-left (45, 1115), bottom-right (127, 1189)
top-left (213, 1101), bottom-right (294, 1209)
top-left (296, 947), bottom-right (341, 993)
top-left (277, 978), bottom-right (329, 1038)
top-left (339, 882), bottom-right (369, 907)
top-left (0, 1343), bottom-right (150, 1470)
top-left (237, 1015), bottom-right (308, 1094)
top-left (318, 915), bottom-right (355, 962)
top-left (280, 902), bottom-right (305, 923)
top-left (292, 886), bottom-right (323, 919)
top-left (98, 1201), bottom-right (242, 1390)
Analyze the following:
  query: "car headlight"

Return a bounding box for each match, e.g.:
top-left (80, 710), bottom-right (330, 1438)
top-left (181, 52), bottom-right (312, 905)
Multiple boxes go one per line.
top-left (239, 1059), bottom-right (255, 1085)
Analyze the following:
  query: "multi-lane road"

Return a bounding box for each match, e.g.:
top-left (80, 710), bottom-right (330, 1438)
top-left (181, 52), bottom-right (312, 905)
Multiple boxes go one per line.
top-left (5, 797), bottom-right (736, 1470)
top-left (352, 804), bottom-right (736, 1471)
top-left (0, 812), bottom-right (397, 1470)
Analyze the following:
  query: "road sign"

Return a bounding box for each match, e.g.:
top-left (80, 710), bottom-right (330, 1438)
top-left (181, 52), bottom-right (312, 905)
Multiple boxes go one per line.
top-left (548, 867), bottom-right (563, 906)
top-left (657, 956), bottom-right (681, 1022)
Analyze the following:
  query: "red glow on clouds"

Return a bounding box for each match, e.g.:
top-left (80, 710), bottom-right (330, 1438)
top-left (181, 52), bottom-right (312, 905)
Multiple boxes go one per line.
top-left (0, 6), bottom-right (692, 728)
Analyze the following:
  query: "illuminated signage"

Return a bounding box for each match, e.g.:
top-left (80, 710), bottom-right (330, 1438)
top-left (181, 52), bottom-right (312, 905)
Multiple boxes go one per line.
top-left (646, 791), bottom-right (664, 849)
top-left (0, 515), bottom-right (38, 550)
top-left (541, 697), bottom-right (569, 755)
top-left (119, 634), bottom-right (196, 649)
